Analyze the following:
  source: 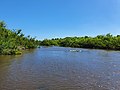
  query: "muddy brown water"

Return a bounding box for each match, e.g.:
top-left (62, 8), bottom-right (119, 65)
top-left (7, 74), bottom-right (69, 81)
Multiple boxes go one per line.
top-left (0, 46), bottom-right (120, 90)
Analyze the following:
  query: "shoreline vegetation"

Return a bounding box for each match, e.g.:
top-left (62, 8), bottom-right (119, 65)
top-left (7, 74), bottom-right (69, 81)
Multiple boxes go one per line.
top-left (0, 21), bottom-right (40, 55)
top-left (0, 21), bottom-right (120, 55)
top-left (40, 35), bottom-right (120, 51)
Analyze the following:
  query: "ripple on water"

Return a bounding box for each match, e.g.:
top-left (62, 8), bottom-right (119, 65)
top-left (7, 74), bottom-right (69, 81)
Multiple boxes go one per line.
top-left (0, 47), bottom-right (120, 90)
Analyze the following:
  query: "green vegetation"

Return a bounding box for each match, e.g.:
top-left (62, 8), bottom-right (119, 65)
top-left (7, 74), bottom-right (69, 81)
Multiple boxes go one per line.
top-left (1, 20), bottom-right (120, 55)
top-left (40, 34), bottom-right (120, 50)
top-left (0, 21), bottom-right (40, 55)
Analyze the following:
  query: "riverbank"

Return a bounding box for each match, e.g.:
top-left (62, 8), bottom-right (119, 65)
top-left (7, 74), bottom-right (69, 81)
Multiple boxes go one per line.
top-left (40, 34), bottom-right (120, 51)
top-left (0, 21), bottom-right (40, 55)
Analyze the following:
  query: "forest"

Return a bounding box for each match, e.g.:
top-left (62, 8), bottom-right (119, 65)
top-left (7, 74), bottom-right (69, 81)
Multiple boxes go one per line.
top-left (40, 34), bottom-right (120, 50)
top-left (0, 21), bottom-right (39, 55)
top-left (0, 21), bottom-right (120, 55)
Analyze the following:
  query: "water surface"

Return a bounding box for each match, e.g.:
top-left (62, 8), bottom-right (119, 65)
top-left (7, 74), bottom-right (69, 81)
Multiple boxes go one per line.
top-left (0, 47), bottom-right (120, 90)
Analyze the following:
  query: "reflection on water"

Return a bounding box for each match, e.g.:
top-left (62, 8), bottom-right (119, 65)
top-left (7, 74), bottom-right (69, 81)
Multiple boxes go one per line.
top-left (0, 46), bottom-right (120, 90)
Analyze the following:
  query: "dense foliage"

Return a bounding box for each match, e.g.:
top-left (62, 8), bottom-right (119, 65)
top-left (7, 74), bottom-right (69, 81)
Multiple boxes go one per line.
top-left (40, 34), bottom-right (120, 50)
top-left (1, 21), bottom-right (120, 55)
top-left (0, 21), bottom-right (39, 55)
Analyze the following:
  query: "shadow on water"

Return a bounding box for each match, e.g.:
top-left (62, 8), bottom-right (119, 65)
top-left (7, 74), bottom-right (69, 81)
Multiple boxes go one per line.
top-left (0, 46), bottom-right (120, 90)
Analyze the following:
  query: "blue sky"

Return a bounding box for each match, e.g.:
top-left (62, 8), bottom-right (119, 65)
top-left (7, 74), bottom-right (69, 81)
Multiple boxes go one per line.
top-left (0, 0), bottom-right (120, 40)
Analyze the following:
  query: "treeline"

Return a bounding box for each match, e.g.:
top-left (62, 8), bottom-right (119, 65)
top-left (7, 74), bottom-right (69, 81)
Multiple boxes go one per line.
top-left (0, 21), bottom-right (39, 55)
top-left (40, 34), bottom-right (120, 50)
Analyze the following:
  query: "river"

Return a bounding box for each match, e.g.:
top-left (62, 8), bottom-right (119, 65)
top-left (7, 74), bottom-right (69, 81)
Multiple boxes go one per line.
top-left (0, 46), bottom-right (120, 90)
